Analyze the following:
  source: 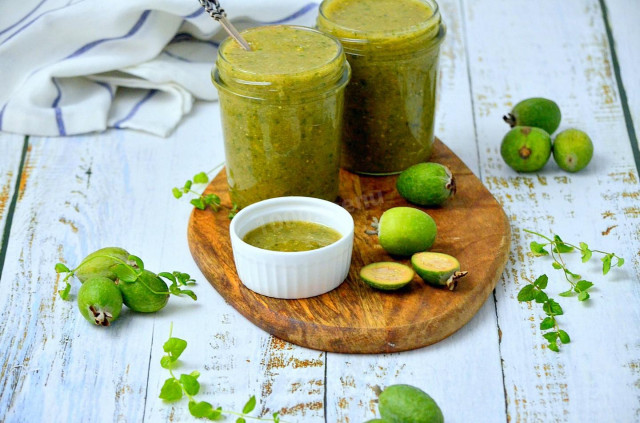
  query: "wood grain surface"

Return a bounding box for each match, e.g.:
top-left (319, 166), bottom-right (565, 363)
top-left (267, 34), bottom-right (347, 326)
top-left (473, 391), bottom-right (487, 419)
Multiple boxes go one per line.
top-left (188, 139), bottom-right (511, 353)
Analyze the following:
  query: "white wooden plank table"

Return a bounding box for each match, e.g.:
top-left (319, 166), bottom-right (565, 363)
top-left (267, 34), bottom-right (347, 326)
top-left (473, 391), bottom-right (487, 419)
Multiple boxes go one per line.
top-left (1, 1), bottom-right (639, 422)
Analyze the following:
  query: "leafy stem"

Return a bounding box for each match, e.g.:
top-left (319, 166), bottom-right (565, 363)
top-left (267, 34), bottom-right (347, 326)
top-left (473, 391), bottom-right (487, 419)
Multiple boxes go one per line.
top-left (159, 323), bottom-right (283, 422)
top-left (172, 164), bottom-right (239, 219)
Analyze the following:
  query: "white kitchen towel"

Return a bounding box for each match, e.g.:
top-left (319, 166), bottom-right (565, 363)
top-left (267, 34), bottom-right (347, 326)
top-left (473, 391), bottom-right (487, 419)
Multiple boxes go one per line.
top-left (0, 0), bottom-right (320, 137)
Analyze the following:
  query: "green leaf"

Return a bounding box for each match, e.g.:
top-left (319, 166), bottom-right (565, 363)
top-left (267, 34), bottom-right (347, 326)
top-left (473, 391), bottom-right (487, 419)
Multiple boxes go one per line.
top-left (190, 370), bottom-right (200, 378)
top-left (558, 330), bottom-right (571, 344)
top-left (158, 272), bottom-right (177, 284)
top-left (112, 264), bottom-right (138, 282)
top-left (540, 317), bottom-right (555, 330)
top-left (558, 290), bottom-right (574, 297)
top-left (530, 241), bottom-right (549, 255)
top-left (575, 280), bottom-right (594, 292)
top-left (129, 255), bottom-right (144, 271)
top-left (543, 332), bottom-right (558, 343)
top-left (548, 342), bottom-right (560, 352)
top-left (180, 374), bottom-right (200, 396)
top-left (59, 282), bottom-right (72, 300)
top-left (193, 172), bottom-right (209, 184)
top-left (273, 412), bottom-right (280, 423)
top-left (533, 274), bottom-right (548, 289)
top-left (543, 299), bottom-right (563, 316)
top-left (184, 180), bottom-right (193, 191)
top-left (242, 396), bottom-right (256, 414)
top-left (55, 263), bottom-right (70, 273)
top-left (191, 198), bottom-right (206, 210)
top-left (189, 401), bottom-right (217, 419)
top-left (159, 378), bottom-right (183, 402)
top-left (566, 269), bottom-right (581, 279)
top-left (163, 337), bottom-right (188, 360)
top-left (172, 187), bottom-right (183, 199)
top-left (617, 256), bottom-right (625, 267)
top-left (236, 418), bottom-right (246, 423)
top-left (553, 235), bottom-right (574, 253)
top-left (578, 291), bottom-right (590, 301)
top-left (160, 356), bottom-right (174, 370)
top-left (602, 254), bottom-right (612, 275)
top-left (517, 285), bottom-right (536, 302)
top-left (203, 194), bottom-right (221, 206)
top-left (176, 289), bottom-right (197, 301)
top-left (580, 247), bottom-right (592, 263)
top-left (534, 290), bottom-right (548, 304)
top-left (552, 262), bottom-right (562, 270)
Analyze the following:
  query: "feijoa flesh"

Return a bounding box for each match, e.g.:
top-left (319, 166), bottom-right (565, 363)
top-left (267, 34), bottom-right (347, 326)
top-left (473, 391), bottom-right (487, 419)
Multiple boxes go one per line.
top-left (411, 252), bottom-right (468, 290)
top-left (360, 262), bottom-right (415, 291)
top-left (378, 384), bottom-right (444, 423)
top-left (116, 269), bottom-right (169, 313)
top-left (504, 97), bottom-right (561, 135)
top-left (396, 163), bottom-right (456, 207)
top-left (378, 207), bottom-right (437, 256)
top-left (74, 247), bottom-right (132, 282)
top-left (553, 128), bottom-right (593, 172)
top-left (500, 126), bottom-right (552, 172)
top-left (77, 277), bottom-right (123, 327)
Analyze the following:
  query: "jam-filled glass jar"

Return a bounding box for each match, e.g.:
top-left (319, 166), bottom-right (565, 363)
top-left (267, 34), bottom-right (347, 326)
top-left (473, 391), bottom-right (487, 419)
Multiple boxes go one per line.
top-left (213, 25), bottom-right (351, 208)
top-left (317, 0), bottom-right (446, 175)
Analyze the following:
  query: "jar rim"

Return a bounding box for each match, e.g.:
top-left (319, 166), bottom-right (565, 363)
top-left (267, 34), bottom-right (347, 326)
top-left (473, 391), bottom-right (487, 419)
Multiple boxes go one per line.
top-left (318, 0), bottom-right (441, 43)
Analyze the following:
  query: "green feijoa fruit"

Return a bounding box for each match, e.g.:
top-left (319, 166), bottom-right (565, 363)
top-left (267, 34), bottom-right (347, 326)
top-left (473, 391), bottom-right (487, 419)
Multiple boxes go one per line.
top-left (411, 252), bottom-right (468, 291)
top-left (74, 247), bottom-right (132, 282)
top-left (77, 277), bottom-right (123, 327)
top-left (396, 163), bottom-right (455, 207)
top-left (378, 207), bottom-right (437, 256)
top-left (553, 128), bottom-right (594, 172)
top-left (364, 420), bottom-right (389, 423)
top-left (504, 97), bottom-right (562, 134)
top-left (116, 269), bottom-right (169, 313)
top-left (500, 126), bottom-right (552, 172)
top-left (378, 384), bottom-right (444, 423)
top-left (360, 262), bottom-right (415, 291)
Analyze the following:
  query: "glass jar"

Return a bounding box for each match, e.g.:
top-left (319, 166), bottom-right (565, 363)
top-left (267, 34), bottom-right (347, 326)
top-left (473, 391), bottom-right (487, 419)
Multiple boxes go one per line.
top-left (317, 0), bottom-right (446, 175)
top-left (212, 25), bottom-right (351, 208)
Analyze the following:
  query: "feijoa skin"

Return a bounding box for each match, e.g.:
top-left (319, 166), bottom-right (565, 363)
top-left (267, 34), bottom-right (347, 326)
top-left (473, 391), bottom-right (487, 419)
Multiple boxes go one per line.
top-left (77, 277), bottom-right (123, 327)
top-left (396, 163), bottom-right (455, 207)
top-left (74, 247), bottom-right (132, 282)
top-left (378, 207), bottom-right (437, 256)
top-left (360, 262), bottom-right (415, 291)
top-left (504, 97), bottom-right (562, 135)
top-left (117, 269), bottom-right (169, 313)
top-left (411, 252), bottom-right (468, 291)
top-left (553, 128), bottom-right (594, 172)
top-left (500, 126), bottom-right (552, 172)
top-left (378, 384), bottom-right (444, 423)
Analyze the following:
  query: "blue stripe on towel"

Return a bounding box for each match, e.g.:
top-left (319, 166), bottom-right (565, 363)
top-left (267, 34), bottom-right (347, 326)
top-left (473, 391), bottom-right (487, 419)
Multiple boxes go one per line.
top-left (64, 10), bottom-right (151, 60)
top-left (0, 0), bottom-right (48, 38)
top-left (51, 77), bottom-right (66, 136)
top-left (183, 8), bottom-right (204, 19)
top-left (113, 89), bottom-right (158, 129)
top-left (162, 50), bottom-right (191, 63)
top-left (170, 32), bottom-right (219, 48)
top-left (258, 3), bottom-right (318, 25)
top-left (94, 81), bottom-right (114, 100)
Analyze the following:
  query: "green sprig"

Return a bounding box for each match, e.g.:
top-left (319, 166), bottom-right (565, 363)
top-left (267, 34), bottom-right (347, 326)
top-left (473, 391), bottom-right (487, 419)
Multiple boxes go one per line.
top-left (517, 229), bottom-right (624, 352)
top-left (172, 164), bottom-right (239, 219)
top-left (159, 324), bottom-right (283, 422)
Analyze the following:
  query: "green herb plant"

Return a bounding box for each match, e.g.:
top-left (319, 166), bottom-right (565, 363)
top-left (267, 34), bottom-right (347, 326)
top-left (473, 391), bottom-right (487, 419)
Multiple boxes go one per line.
top-left (172, 165), bottom-right (239, 219)
top-left (160, 324), bottom-right (283, 422)
top-left (55, 254), bottom-right (197, 302)
top-left (518, 230), bottom-right (624, 352)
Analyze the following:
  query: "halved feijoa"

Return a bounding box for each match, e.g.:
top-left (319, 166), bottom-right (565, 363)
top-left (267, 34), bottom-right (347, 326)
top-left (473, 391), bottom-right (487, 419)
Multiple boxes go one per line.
top-left (360, 262), bottom-right (415, 291)
top-left (411, 252), bottom-right (468, 290)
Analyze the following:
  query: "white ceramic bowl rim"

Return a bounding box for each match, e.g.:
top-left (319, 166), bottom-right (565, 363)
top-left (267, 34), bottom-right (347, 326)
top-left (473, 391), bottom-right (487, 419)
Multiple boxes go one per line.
top-left (229, 196), bottom-right (354, 257)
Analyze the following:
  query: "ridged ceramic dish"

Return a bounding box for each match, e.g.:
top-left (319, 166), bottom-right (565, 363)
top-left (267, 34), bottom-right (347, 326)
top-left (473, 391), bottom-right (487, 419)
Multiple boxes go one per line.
top-left (228, 196), bottom-right (355, 299)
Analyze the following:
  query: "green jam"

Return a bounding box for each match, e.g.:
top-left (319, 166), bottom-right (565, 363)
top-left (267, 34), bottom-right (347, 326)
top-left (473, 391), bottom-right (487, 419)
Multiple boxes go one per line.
top-left (243, 221), bottom-right (342, 252)
top-left (213, 25), bottom-right (350, 208)
top-left (317, 0), bottom-right (446, 175)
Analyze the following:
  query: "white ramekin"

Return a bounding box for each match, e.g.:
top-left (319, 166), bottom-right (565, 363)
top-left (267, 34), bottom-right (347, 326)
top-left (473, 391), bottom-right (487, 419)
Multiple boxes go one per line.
top-left (229, 196), bottom-right (354, 299)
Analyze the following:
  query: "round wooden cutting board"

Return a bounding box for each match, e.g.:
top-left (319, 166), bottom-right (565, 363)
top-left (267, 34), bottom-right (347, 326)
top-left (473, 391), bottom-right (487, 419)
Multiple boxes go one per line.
top-left (187, 139), bottom-right (511, 354)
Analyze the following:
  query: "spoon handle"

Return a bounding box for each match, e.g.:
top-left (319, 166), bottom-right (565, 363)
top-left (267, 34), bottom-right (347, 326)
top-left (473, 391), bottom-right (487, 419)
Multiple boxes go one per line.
top-left (199, 0), bottom-right (252, 51)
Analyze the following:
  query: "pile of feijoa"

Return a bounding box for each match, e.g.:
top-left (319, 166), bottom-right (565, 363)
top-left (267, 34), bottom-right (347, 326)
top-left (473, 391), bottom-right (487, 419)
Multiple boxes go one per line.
top-left (501, 97), bottom-right (594, 172)
top-left (55, 247), bottom-right (197, 327)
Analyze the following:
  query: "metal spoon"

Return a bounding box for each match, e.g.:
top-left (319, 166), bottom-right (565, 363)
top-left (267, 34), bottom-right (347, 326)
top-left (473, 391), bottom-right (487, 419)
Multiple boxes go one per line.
top-left (199, 0), bottom-right (252, 51)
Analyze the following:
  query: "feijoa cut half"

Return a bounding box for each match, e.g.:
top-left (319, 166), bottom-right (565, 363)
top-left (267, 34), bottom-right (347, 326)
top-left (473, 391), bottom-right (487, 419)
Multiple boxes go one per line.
top-left (360, 262), bottom-right (415, 291)
top-left (411, 252), bottom-right (468, 290)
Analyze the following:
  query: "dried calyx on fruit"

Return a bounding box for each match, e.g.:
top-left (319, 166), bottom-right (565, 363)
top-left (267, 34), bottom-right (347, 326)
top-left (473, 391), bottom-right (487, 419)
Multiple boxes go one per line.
top-left (411, 252), bottom-right (467, 290)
